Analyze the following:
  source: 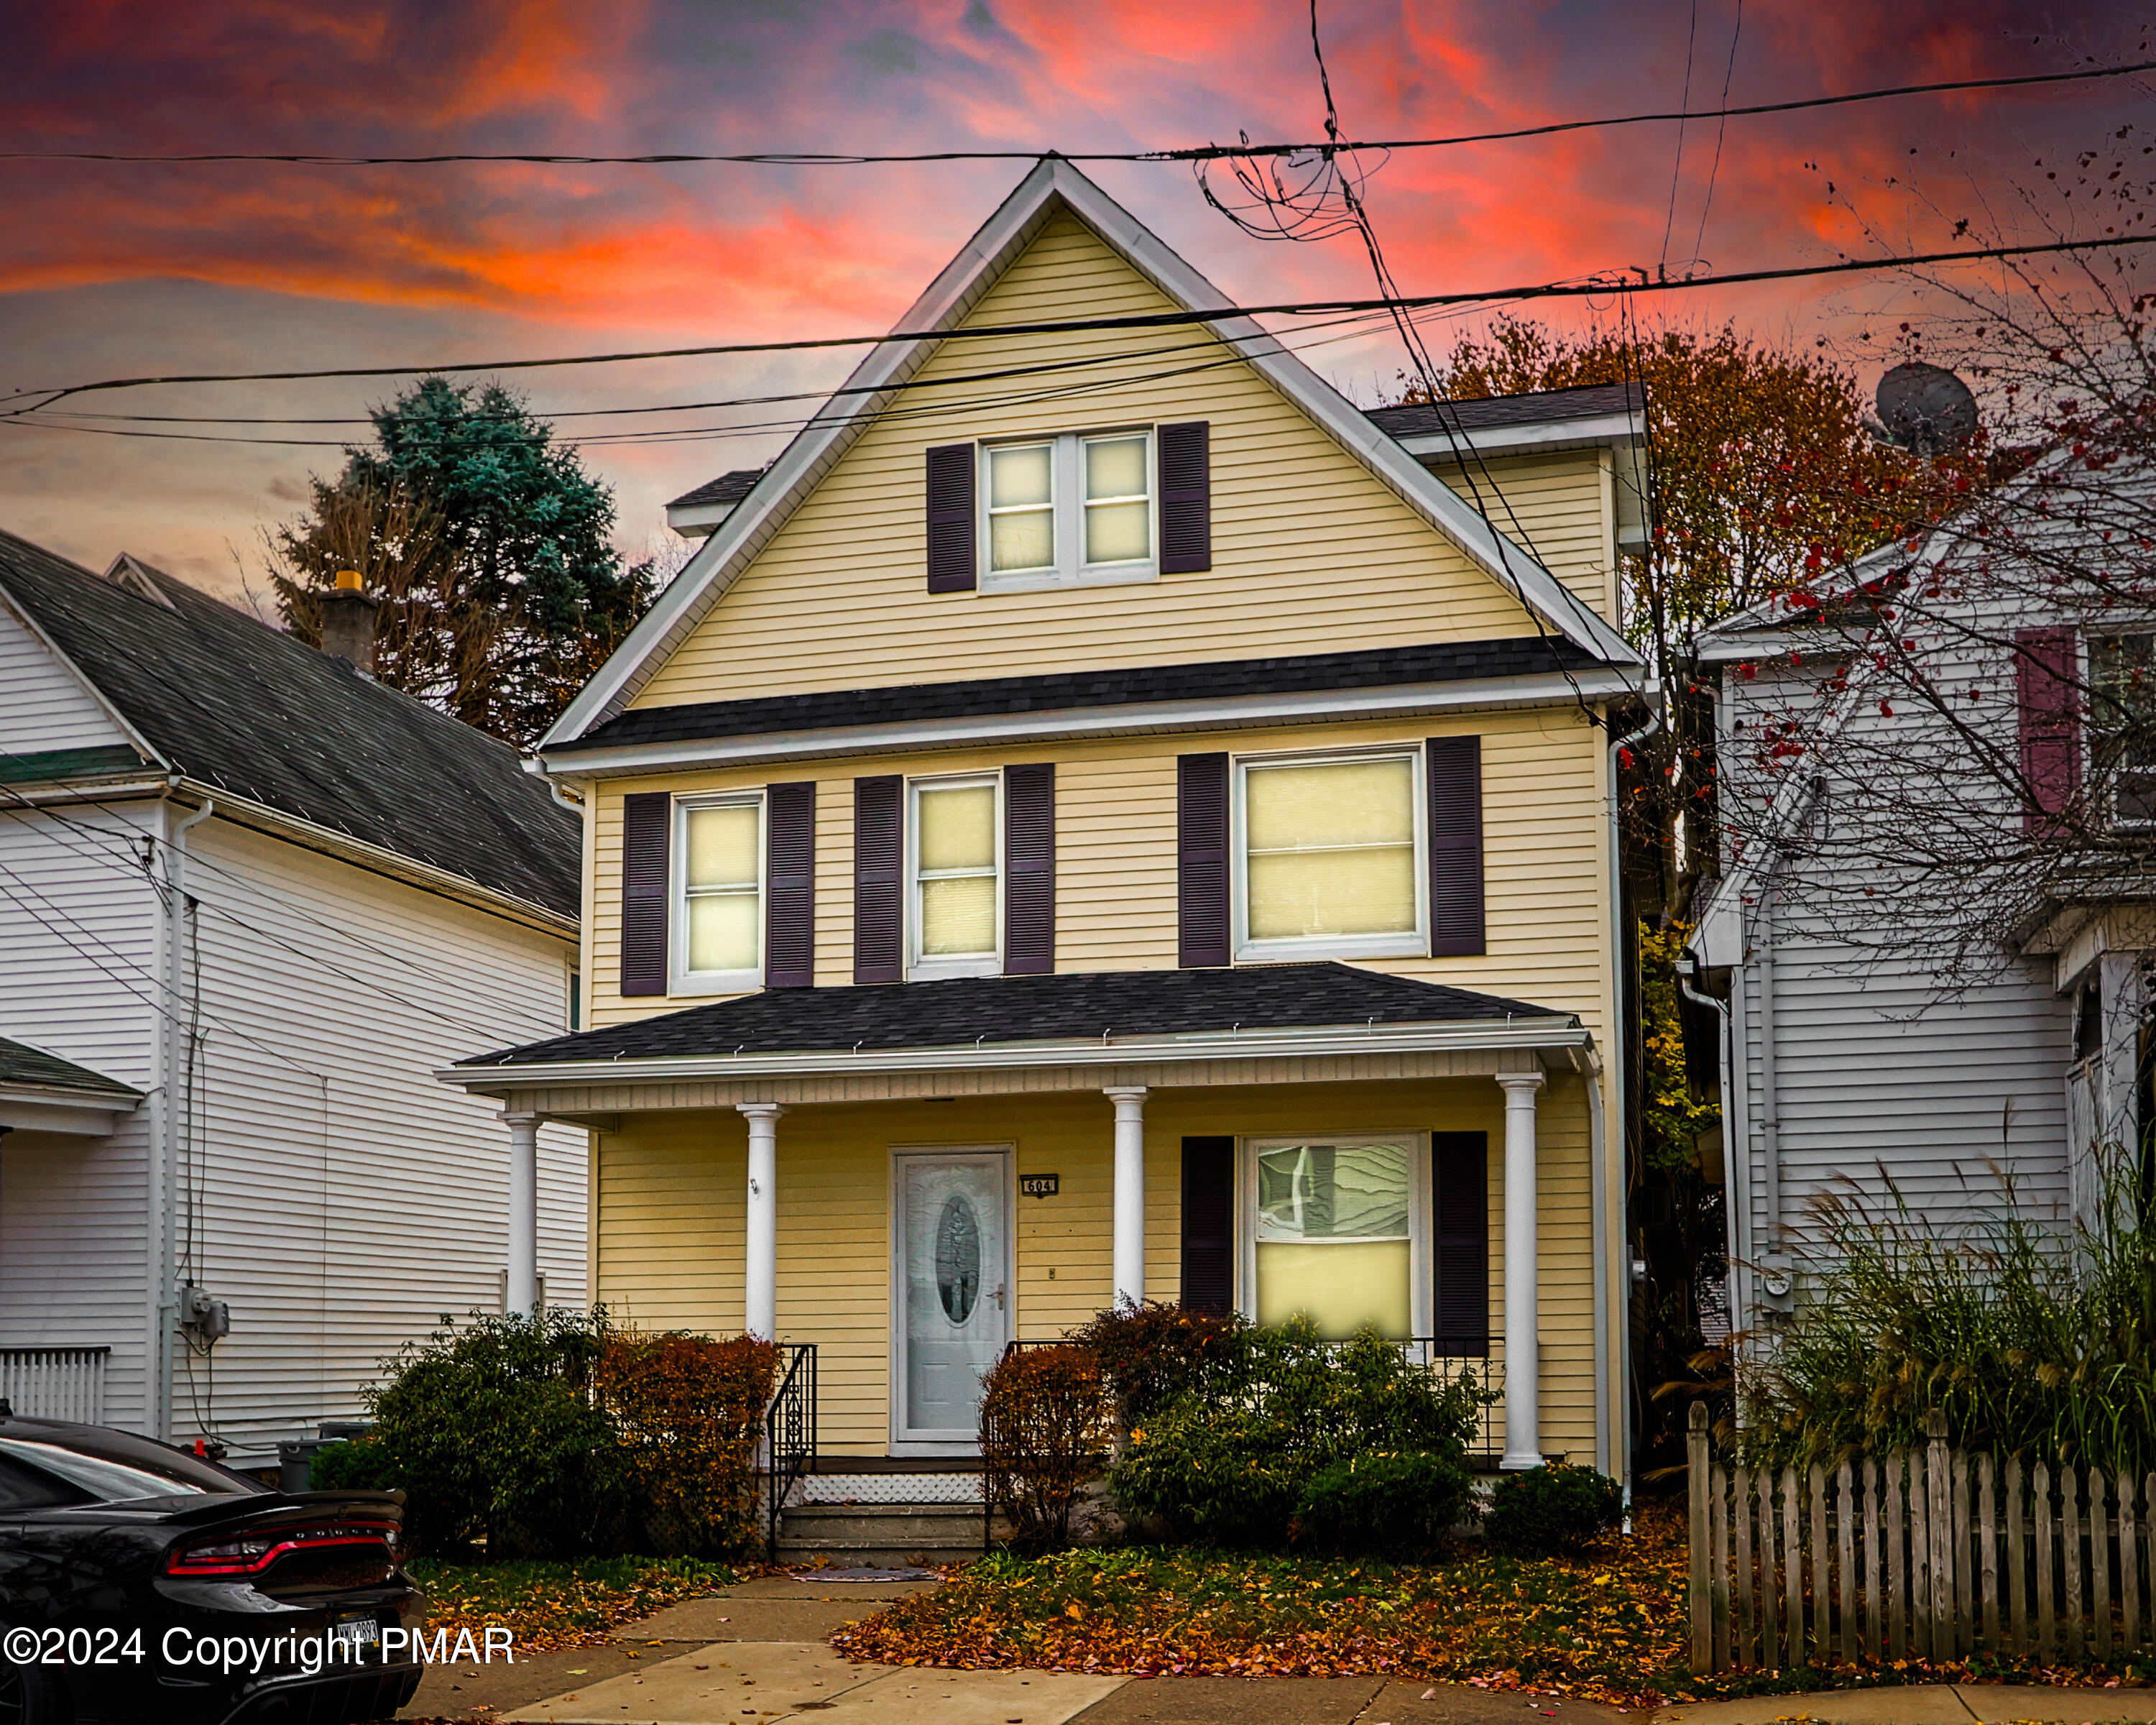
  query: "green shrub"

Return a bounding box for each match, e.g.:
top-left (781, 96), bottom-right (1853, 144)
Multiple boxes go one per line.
top-left (980, 1345), bottom-right (1117, 1552)
top-left (1108, 1322), bottom-right (1491, 1549)
top-left (305, 1436), bottom-right (399, 1494)
top-left (1292, 1450), bottom-right (1476, 1559)
top-left (1483, 1462), bottom-right (1623, 1555)
top-left (1066, 1301), bottom-right (1253, 1426)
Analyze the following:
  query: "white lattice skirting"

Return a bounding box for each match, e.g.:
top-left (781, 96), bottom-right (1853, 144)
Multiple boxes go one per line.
top-left (800, 1473), bottom-right (984, 1505)
top-left (0, 1348), bottom-right (108, 1423)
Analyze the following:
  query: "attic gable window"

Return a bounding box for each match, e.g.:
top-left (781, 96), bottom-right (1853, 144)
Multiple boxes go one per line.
top-left (980, 431), bottom-right (1156, 592)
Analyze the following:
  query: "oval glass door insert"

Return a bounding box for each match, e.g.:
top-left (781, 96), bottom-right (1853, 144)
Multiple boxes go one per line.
top-left (935, 1194), bottom-right (982, 1323)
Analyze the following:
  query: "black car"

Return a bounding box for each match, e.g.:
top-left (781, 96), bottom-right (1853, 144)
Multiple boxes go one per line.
top-left (0, 1412), bottom-right (423, 1725)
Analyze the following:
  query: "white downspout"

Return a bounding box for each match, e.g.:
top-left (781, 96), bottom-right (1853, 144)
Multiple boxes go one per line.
top-left (155, 798), bottom-right (213, 1441)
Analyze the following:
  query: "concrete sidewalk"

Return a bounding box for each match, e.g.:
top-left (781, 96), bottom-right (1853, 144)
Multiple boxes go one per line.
top-left (400, 1575), bottom-right (2156, 1725)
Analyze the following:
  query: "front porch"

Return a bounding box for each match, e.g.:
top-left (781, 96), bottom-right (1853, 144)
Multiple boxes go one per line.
top-left (446, 965), bottom-right (1623, 1484)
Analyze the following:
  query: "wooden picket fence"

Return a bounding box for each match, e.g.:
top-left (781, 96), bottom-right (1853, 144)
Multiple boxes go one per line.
top-left (1686, 1404), bottom-right (2156, 1673)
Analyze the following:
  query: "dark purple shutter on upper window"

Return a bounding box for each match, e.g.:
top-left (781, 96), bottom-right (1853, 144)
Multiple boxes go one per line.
top-left (926, 443), bottom-right (977, 594)
top-left (1177, 753), bottom-right (1230, 967)
top-left (619, 791), bottom-right (671, 997)
top-left (1432, 1130), bottom-right (1490, 1356)
top-left (765, 781), bottom-right (816, 988)
top-left (853, 775), bottom-right (903, 984)
top-left (1427, 735), bottom-right (1485, 957)
top-left (2017, 626), bottom-right (2082, 829)
top-left (1180, 1136), bottom-right (1235, 1314)
top-left (1003, 763), bottom-right (1055, 976)
top-left (1157, 421), bottom-right (1212, 574)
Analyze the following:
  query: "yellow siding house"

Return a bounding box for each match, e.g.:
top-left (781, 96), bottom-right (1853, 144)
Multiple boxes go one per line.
top-left (443, 161), bottom-right (1650, 1501)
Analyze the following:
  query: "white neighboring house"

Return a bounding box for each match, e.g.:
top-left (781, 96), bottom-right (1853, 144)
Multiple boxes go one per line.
top-left (1684, 466), bottom-right (2147, 1340)
top-left (0, 529), bottom-right (588, 1465)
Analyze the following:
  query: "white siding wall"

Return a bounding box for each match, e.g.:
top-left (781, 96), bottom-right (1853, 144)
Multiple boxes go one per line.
top-left (1716, 656), bottom-right (2073, 1331)
top-left (0, 801), bottom-right (161, 1432)
top-left (175, 816), bottom-right (584, 1460)
top-left (0, 601), bottom-right (130, 753)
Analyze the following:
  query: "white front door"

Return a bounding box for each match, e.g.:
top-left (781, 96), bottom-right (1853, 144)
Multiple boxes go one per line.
top-left (892, 1147), bottom-right (1011, 1449)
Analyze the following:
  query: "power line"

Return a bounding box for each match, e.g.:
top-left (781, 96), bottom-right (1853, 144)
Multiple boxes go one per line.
top-left (2, 60), bottom-right (2145, 167)
top-left (6, 233), bottom-right (2150, 414)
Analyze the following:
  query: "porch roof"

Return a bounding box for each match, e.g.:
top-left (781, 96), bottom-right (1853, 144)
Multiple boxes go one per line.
top-left (451, 964), bottom-right (1580, 1093)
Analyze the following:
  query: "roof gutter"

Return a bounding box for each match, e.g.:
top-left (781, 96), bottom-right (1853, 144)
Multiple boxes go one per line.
top-left (439, 1016), bottom-right (1591, 1092)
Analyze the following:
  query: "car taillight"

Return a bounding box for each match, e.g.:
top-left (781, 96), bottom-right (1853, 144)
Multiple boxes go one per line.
top-left (165, 1521), bottom-right (397, 1577)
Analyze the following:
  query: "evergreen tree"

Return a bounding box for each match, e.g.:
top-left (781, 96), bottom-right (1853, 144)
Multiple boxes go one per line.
top-left (274, 378), bottom-right (654, 746)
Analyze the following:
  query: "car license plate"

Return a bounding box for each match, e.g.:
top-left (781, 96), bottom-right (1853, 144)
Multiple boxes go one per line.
top-left (331, 1616), bottom-right (380, 1650)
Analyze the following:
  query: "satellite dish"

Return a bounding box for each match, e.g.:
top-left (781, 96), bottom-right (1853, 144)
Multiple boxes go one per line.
top-left (1874, 362), bottom-right (1978, 456)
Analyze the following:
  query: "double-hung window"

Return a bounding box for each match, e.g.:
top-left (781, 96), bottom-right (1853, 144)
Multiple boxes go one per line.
top-left (2091, 632), bottom-right (2156, 826)
top-left (908, 775), bottom-right (1000, 978)
top-left (1243, 1133), bottom-right (1429, 1339)
top-left (1234, 750), bottom-right (1426, 961)
top-left (982, 430), bottom-right (1156, 592)
top-left (675, 794), bottom-right (763, 992)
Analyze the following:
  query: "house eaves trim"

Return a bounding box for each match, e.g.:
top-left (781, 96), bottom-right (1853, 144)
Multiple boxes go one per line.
top-left (440, 1016), bottom-right (1591, 1091)
top-left (1394, 411), bottom-right (1644, 460)
top-left (543, 162), bottom-right (1636, 749)
top-left (538, 667), bottom-right (1636, 777)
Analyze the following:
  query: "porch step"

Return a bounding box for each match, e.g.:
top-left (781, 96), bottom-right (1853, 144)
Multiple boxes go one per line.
top-left (775, 1500), bottom-right (1003, 1568)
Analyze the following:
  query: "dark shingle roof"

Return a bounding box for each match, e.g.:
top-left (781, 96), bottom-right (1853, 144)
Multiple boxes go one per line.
top-left (666, 469), bottom-right (766, 512)
top-left (466, 962), bottom-right (1572, 1067)
top-left (0, 530), bottom-right (580, 919)
top-left (553, 635), bottom-right (1600, 755)
top-left (1365, 382), bottom-right (1643, 444)
top-left (0, 1034), bottom-right (140, 1098)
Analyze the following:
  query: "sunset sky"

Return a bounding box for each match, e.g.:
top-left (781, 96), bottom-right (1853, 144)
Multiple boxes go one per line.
top-left (2, 1), bottom-right (2149, 602)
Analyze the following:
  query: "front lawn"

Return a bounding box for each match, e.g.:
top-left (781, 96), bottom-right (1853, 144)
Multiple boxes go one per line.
top-left (832, 1499), bottom-right (1695, 1703)
top-left (407, 1555), bottom-right (752, 1651)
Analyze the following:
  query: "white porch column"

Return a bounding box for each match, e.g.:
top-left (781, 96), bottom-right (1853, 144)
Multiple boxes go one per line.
top-left (1104, 1087), bottom-right (1150, 1307)
top-left (737, 1103), bottom-right (784, 1340)
top-left (1497, 1072), bottom-right (1545, 1471)
top-left (503, 1110), bottom-right (540, 1315)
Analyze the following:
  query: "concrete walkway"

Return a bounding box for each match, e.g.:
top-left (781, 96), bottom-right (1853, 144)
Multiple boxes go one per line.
top-left (400, 1576), bottom-right (2156, 1725)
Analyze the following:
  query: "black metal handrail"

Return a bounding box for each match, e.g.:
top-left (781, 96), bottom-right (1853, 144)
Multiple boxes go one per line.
top-left (765, 1342), bottom-right (816, 1563)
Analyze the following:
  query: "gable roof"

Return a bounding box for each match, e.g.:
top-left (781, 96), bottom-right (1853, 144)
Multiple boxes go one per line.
top-left (545, 159), bottom-right (1638, 749)
top-left (1368, 382), bottom-right (1644, 450)
top-left (456, 962), bottom-right (1575, 1073)
top-left (665, 469), bottom-right (767, 512)
top-left (0, 529), bottom-right (581, 922)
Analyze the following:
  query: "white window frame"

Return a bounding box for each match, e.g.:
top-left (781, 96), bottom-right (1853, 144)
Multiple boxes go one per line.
top-left (906, 771), bottom-right (1003, 981)
top-left (1235, 1131), bottom-right (1432, 1338)
top-left (1231, 745), bottom-right (1429, 964)
top-left (977, 428), bottom-right (1159, 594)
top-left (670, 791), bottom-right (765, 996)
top-left (2089, 630), bottom-right (2156, 830)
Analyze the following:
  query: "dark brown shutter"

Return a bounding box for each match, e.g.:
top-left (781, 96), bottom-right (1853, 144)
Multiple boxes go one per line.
top-left (2017, 626), bottom-right (2081, 829)
top-left (1427, 735), bottom-right (1485, 957)
top-left (1003, 763), bottom-right (1055, 976)
top-left (1180, 1136), bottom-right (1235, 1314)
top-left (1432, 1130), bottom-right (1490, 1356)
top-left (926, 443), bottom-right (977, 594)
top-left (852, 775), bottom-right (903, 983)
top-left (619, 791), bottom-right (671, 998)
top-left (765, 781), bottom-right (816, 988)
top-left (1157, 420), bottom-right (1211, 574)
top-left (1177, 752), bottom-right (1230, 967)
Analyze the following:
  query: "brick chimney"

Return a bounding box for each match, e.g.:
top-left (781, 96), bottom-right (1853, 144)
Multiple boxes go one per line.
top-left (318, 570), bottom-right (379, 675)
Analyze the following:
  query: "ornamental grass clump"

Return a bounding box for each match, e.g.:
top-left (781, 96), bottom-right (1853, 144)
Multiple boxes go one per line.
top-left (1740, 1159), bottom-right (2156, 1476)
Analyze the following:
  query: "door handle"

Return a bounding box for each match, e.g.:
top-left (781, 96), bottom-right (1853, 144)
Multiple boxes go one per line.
top-left (995, 1282), bottom-right (1007, 1310)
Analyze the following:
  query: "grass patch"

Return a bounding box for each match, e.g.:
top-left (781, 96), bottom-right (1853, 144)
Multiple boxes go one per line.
top-left (407, 1554), bottom-right (750, 1651)
top-left (828, 1499), bottom-right (2156, 1704)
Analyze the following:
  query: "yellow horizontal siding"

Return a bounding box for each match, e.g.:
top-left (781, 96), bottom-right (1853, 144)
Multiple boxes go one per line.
top-left (632, 210), bottom-right (1615, 712)
top-left (594, 1080), bottom-right (1597, 1460)
top-left (1428, 449), bottom-right (1616, 618)
top-left (586, 707), bottom-right (1608, 1036)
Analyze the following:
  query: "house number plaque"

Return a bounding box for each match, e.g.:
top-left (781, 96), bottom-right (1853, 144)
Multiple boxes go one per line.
top-left (1021, 1174), bottom-right (1061, 1198)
